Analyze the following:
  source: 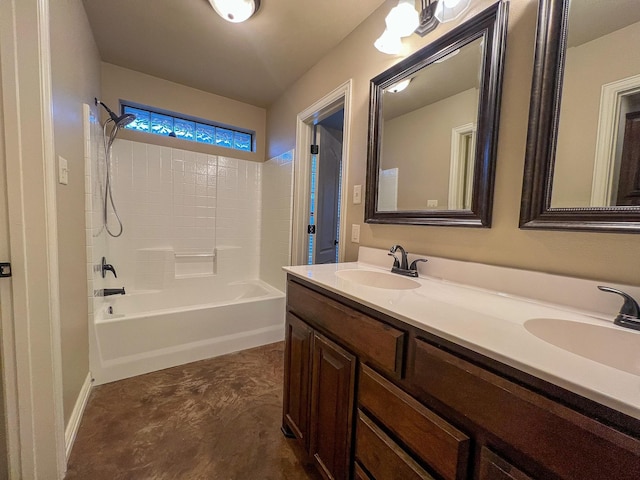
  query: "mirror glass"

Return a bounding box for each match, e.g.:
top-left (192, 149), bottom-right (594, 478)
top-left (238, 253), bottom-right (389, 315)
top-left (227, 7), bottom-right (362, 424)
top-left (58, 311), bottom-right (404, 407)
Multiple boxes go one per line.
top-left (551, 0), bottom-right (640, 208)
top-left (378, 37), bottom-right (482, 212)
top-left (366, 2), bottom-right (509, 227)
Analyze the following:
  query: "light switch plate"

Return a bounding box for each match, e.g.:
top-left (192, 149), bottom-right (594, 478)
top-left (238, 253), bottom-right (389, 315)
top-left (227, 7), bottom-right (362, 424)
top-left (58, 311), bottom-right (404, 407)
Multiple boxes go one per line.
top-left (58, 156), bottom-right (69, 185)
top-left (351, 224), bottom-right (360, 243)
top-left (353, 185), bottom-right (362, 205)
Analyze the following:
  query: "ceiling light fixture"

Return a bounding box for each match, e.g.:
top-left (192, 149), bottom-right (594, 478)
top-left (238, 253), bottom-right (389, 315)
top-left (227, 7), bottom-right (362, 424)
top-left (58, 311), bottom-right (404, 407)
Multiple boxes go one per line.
top-left (208, 0), bottom-right (261, 23)
top-left (375, 0), bottom-right (473, 54)
top-left (387, 78), bottom-right (412, 93)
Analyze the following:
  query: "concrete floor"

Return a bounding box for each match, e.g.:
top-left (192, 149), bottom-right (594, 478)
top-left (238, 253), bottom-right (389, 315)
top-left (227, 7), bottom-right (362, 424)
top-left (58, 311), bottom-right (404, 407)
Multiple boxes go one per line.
top-left (65, 342), bottom-right (320, 480)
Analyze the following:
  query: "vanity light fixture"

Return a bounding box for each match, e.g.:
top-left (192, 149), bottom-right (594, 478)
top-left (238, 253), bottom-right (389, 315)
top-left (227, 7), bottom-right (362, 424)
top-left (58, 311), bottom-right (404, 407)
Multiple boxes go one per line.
top-left (208, 0), bottom-right (260, 23)
top-left (374, 29), bottom-right (404, 55)
top-left (387, 78), bottom-right (412, 93)
top-left (385, 0), bottom-right (420, 37)
top-left (374, 0), bottom-right (472, 54)
top-left (435, 0), bottom-right (471, 23)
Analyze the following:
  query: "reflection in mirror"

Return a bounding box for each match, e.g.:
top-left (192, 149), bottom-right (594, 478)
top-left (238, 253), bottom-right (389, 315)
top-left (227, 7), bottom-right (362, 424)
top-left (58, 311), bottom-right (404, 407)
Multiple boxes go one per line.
top-left (552, 0), bottom-right (640, 208)
top-left (520, 0), bottom-right (640, 232)
top-left (378, 38), bottom-right (482, 211)
top-left (366, 2), bottom-right (509, 227)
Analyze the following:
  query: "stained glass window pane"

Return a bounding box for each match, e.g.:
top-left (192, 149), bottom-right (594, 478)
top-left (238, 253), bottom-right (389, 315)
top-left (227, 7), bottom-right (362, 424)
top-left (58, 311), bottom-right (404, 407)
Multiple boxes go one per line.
top-left (174, 118), bottom-right (195, 140)
top-left (234, 132), bottom-right (252, 151)
top-left (196, 123), bottom-right (215, 144)
top-left (215, 128), bottom-right (233, 148)
top-left (150, 112), bottom-right (173, 136)
top-left (124, 106), bottom-right (150, 132)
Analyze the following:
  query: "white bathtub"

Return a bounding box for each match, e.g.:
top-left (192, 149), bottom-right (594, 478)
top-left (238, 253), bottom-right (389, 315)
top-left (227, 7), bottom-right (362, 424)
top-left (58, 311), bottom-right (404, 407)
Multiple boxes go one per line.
top-left (90, 279), bottom-right (285, 385)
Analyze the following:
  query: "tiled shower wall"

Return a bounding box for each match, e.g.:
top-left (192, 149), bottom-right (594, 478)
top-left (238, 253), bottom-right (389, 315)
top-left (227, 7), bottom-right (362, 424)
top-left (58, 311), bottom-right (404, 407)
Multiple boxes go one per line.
top-left (89, 136), bottom-right (262, 294)
top-left (260, 150), bottom-right (294, 291)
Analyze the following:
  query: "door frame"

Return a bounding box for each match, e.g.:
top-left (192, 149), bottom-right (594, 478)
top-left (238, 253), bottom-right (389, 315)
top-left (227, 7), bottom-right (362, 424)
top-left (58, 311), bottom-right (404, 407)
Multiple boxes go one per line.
top-left (292, 80), bottom-right (352, 266)
top-left (0, 0), bottom-right (66, 477)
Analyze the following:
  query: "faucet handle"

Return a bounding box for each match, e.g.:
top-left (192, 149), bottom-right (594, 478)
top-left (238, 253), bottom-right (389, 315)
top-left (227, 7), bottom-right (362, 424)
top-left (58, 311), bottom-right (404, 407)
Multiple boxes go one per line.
top-left (409, 258), bottom-right (428, 271)
top-left (101, 256), bottom-right (117, 278)
top-left (387, 252), bottom-right (400, 268)
top-left (598, 286), bottom-right (640, 331)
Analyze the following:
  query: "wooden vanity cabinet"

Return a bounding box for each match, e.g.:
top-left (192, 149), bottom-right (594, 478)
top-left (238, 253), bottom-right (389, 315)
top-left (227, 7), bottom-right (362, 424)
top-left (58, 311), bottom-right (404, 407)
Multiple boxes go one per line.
top-left (283, 276), bottom-right (640, 480)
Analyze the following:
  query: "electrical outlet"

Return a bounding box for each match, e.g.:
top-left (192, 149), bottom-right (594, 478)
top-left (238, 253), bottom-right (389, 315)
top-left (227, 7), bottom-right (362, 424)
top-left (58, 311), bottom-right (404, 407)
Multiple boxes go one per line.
top-left (58, 156), bottom-right (69, 185)
top-left (351, 224), bottom-right (360, 243)
top-left (353, 185), bottom-right (362, 205)
top-left (427, 199), bottom-right (438, 208)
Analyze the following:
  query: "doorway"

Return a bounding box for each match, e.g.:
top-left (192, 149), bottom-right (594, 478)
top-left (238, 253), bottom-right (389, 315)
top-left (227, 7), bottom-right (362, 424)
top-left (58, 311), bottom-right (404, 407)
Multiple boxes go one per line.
top-left (291, 81), bottom-right (352, 266)
top-left (308, 110), bottom-right (344, 265)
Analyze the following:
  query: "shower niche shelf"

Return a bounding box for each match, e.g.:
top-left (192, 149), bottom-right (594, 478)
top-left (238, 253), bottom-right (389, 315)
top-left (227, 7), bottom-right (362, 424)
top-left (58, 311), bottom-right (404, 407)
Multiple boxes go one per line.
top-left (174, 250), bottom-right (217, 278)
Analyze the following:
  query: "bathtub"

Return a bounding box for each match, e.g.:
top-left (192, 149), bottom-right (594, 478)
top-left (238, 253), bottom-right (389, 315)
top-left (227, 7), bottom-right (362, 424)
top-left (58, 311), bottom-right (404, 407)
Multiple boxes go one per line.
top-left (90, 279), bottom-right (285, 385)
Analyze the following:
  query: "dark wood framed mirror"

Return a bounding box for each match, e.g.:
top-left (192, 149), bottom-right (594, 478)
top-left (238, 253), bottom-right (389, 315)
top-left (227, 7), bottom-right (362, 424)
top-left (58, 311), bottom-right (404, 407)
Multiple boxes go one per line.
top-left (365, 2), bottom-right (508, 227)
top-left (520, 0), bottom-right (640, 232)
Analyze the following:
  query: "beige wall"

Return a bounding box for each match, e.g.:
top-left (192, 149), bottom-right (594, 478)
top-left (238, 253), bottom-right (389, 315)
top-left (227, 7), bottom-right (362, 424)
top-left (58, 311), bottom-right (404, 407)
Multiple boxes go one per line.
top-left (50, 0), bottom-right (100, 425)
top-left (101, 63), bottom-right (267, 162)
top-left (382, 88), bottom-right (478, 209)
top-left (266, 0), bottom-right (640, 286)
top-left (553, 20), bottom-right (640, 207)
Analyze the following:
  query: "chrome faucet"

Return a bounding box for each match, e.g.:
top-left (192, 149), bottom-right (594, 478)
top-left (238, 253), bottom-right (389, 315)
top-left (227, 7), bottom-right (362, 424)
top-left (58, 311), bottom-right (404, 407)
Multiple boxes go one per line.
top-left (598, 286), bottom-right (640, 331)
top-left (388, 245), bottom-right (428, 278)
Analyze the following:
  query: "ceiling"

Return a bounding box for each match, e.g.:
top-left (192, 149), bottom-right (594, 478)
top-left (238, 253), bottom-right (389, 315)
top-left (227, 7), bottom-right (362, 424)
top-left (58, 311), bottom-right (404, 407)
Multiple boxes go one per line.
top-left (82, 0), bottom-right (387, 108)
top-left (568, 0), bottom-right (640, 47)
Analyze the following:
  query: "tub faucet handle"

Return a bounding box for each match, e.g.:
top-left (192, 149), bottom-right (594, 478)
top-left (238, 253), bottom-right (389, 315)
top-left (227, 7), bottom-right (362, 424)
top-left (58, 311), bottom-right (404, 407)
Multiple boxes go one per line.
top-left (101, 256), bottom-right (117, 278)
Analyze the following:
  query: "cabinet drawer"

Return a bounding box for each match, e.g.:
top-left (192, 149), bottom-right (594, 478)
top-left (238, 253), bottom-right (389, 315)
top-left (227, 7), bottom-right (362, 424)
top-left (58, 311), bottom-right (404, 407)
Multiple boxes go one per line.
top-left (358, 364), bottom-right (469, 480)
top-left (478, 447), bottom-right (533, 480)
top-left (356, 410), bottom-right (435, 480)
top-left (287, 280), bottom-right (405, 376)
top-left (410, 338), bottom-right (640, 480)
top-left (354, 462), bottom-right (372, 480)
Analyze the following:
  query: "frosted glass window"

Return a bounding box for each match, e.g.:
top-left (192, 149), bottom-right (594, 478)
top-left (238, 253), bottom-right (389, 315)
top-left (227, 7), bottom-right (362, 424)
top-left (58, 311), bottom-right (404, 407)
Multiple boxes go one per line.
top-left (122, 103), bottom-right (254, 153)
top-left (151, 112), bottom-right (173, 136)
top-left (124, 106), bottom-right (150, 132)
top-left (215, 128), bottom-right (234, 148)
top-left (196, 123), bottom-right (215, 144)
top-left (174, 118), bottom-right (195, 140)
top-left (234, 132), bottom-right (252, 151)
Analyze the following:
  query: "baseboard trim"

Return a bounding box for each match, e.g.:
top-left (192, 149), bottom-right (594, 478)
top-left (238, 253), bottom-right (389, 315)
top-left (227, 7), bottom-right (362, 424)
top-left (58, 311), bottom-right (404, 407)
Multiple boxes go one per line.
top-left (65, 372), bottom-right (93, 460)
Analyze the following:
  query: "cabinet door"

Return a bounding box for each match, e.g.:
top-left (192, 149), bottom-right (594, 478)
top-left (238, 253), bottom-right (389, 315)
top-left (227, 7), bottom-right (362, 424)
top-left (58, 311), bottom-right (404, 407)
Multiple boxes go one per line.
top-left (283, 312), bottom-right (313, 448)
top-left (309, 333), bottom-right (356, 480)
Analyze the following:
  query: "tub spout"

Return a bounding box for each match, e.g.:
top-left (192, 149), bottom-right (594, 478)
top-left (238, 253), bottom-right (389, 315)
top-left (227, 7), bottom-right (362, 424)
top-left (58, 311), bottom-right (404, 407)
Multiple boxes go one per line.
top-left (103, 287), bottom-right (126, 296)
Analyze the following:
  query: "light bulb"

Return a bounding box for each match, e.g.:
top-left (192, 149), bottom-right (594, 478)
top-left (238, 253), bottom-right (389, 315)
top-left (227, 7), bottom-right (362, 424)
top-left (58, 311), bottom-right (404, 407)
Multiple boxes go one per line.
top-left (385, 0), bottom-right (420, 38)
top-left (374, 29), bottom-right (403, 55)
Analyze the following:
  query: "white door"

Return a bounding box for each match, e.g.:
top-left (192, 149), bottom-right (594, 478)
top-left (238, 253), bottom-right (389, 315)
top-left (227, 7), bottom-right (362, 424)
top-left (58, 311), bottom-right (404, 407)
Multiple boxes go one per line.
top-left (314, 125), bottom-right (342, 264)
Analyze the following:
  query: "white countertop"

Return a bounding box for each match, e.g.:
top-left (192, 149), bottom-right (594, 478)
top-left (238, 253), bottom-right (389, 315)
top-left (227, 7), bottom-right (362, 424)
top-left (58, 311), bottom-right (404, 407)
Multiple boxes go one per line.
top-left (284, 260), bottom-right (640, 421)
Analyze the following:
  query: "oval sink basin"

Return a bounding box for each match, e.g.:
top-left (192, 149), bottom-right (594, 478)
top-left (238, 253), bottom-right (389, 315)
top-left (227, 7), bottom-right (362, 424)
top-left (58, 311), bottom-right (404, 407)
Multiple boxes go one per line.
top-left (335, 269), bottom-right (420, 290)
top-left (524, 318), bottom-right (640, 376)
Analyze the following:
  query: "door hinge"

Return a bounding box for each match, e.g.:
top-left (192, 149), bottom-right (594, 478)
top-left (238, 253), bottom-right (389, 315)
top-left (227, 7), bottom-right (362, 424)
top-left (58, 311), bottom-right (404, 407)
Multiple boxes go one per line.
top-left (0, 262), bottom-right (12, 278)
top-left (310, 145), bottom-right (319, 155)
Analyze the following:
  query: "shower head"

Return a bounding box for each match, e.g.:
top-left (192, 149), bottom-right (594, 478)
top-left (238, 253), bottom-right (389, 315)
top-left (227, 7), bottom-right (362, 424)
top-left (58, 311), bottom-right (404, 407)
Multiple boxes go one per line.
top-left (95, 98), bottom-right (136, 127)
